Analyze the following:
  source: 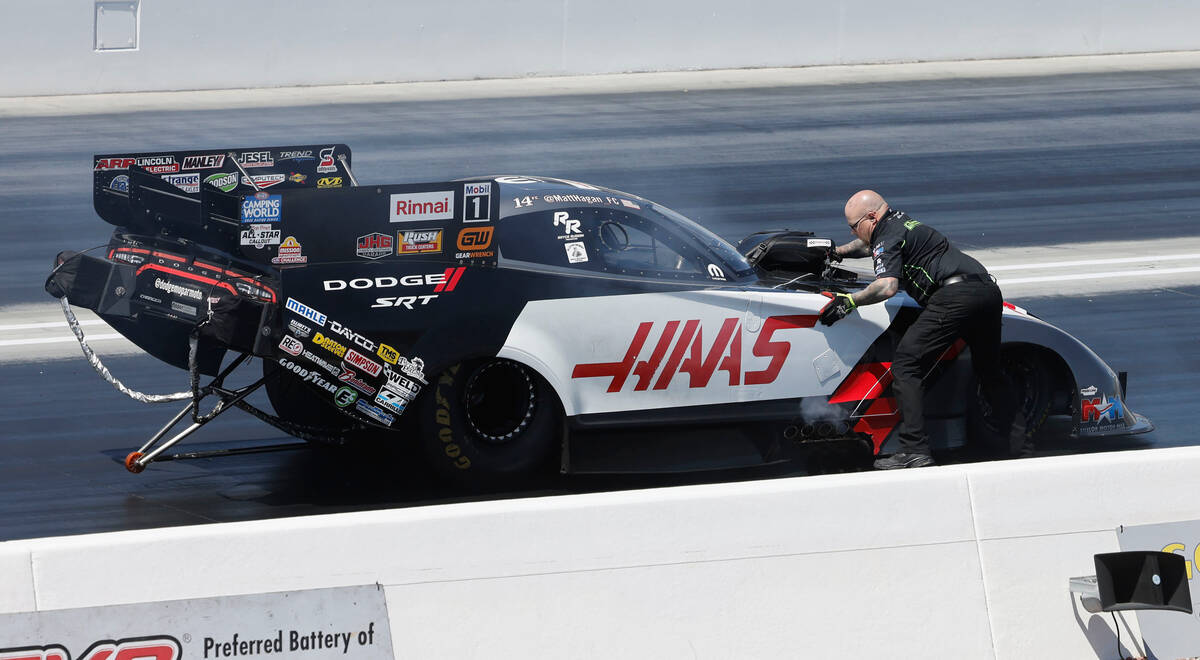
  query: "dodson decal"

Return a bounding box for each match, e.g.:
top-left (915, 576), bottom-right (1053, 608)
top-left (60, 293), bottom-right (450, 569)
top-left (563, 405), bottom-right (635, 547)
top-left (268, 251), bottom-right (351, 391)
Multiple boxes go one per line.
top-left (0, 636), bottom-right (181, 660)
top-left (572, 315), bottom-right (818, 392)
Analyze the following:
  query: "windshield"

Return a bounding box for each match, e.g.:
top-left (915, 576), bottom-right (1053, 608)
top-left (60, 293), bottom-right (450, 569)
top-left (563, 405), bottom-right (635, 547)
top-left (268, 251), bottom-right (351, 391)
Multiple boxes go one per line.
top-left (647, 202), bottom-right (756, 279)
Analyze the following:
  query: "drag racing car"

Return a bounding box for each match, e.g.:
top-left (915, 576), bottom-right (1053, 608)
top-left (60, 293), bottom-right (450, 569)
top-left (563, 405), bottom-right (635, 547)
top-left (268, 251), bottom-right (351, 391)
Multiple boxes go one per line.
top-left (46, 144), bottom-right (1154, 485)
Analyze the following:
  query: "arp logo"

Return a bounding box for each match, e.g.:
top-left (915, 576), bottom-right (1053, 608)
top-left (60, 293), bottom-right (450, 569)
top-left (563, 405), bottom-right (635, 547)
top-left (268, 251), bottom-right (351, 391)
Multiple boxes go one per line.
top-left (1, 637), bottom-right (181, 660)
top-left (457, 227), bottom-right (493, 250)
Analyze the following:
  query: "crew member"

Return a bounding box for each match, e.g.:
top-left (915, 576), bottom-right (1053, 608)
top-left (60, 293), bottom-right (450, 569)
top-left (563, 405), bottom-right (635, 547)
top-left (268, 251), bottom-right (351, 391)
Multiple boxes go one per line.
top-left (819, 190), bottom-right (1006, 469)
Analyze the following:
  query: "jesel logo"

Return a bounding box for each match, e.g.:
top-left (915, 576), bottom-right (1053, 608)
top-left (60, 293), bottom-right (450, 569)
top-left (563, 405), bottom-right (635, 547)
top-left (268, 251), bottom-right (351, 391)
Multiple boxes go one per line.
top-left (572, 315), bottom-right (818, 392)
top-left (457, 227), bottom-right (493, 250)
top-left (1, 636), bottom-right (181, 660)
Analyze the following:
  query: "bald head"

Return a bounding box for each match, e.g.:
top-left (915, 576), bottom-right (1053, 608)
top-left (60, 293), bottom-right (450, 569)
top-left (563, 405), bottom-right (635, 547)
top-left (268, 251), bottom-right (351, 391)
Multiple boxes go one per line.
top-left (844, 190), bottom-right (887, 224)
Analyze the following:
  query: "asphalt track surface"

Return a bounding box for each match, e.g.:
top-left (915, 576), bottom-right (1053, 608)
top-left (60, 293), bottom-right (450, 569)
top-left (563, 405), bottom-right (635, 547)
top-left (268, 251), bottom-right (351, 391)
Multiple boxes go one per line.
top-left (2, 61), bottom-right (1199, 540)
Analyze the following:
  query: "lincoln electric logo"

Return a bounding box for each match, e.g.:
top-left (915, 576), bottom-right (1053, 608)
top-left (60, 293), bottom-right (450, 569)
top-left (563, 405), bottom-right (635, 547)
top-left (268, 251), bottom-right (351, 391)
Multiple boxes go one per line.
top-left (390, 191), bottom-right (454, 222)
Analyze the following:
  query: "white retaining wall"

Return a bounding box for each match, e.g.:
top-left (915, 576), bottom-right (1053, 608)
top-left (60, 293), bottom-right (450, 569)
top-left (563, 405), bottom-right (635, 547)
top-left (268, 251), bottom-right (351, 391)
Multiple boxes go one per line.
top-left (3, 0), bottom-right (1200, 97)
top-left (3, 445), bottom-right (1200, 658)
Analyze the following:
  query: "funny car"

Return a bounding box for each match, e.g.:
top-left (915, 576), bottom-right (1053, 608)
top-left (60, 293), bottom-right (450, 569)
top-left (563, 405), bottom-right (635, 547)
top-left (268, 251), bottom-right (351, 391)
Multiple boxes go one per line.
top-left (45, 144), bottom-right (1153, 485)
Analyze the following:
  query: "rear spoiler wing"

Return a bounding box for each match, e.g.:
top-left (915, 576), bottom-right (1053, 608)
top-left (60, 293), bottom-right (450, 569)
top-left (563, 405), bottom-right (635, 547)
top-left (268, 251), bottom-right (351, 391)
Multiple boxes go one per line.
top-left (93, 144), bottom-right (354, 235)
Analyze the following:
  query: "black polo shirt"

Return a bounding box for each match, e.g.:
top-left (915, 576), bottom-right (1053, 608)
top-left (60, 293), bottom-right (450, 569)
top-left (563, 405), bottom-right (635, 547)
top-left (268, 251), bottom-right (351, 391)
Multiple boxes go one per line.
top-left (871, 209), bottom-right (987, 304)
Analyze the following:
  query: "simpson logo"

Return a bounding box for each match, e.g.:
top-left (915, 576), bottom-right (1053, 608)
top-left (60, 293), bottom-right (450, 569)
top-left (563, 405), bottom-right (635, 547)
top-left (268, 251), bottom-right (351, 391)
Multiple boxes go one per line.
top-left (456, 226), bottom-right (493, 250)
top-left (161, 172), bottom-right (200, 194)
top-left (317, 146), bottom-right (337, 173)
top-left (356, 232), bottom-right (393, 260)
top-left (397, 229), bottom-right (443, 255)
top-left (285, 297), bottom-right (327, 326)
top-left (240, 193), bottom-right (281, 222)
top-left (344, 349), bottom-right (382, 377)
top-left (237, 151), bottom-right (274, 168)
top-left (317, 176), bottom-right (343, 189)
top-left (271, 236), bottom-right (307, 265)
top-left (572, 314), bottom-right (818, 392)
top-left (182, 153), bottom-right (225, 169)
top-left (390, 191), bottom-right (454, 223)
top-left (0, 637), bottom-right (182, 660)
top-left (204, 171), bottom-right (239, 192)
top-left (278, 335), bottom-right (303, 356)
top-left (463, 181), bottom-right (491, 222)
top-left (241, 173), bottom-right (286, 189)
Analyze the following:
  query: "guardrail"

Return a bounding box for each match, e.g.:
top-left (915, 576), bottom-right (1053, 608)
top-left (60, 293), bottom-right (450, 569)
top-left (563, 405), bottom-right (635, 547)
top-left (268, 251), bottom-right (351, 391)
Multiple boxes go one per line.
top-left (3, 445), bottom-right (1199, 657)
top-left (3, 0), bottom-right (1200, 96)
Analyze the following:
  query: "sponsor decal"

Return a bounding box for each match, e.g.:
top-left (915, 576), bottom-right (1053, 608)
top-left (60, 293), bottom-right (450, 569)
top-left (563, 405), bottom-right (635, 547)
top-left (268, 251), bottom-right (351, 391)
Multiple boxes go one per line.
top-left (237, 151), bottom-right (274, 168)
top-left (356, 232), bottom-right (393, 260)
top-left (241, 192), bottom-right (281, 222)
top-left (338, 367), bottom-right (378, 396)
top-left (317, 176), bottom-right (343, 189)
top-left (271, 236), bottom-right (308, 266)
top-left (287, 319), bottom-right (312, 338)
top-left (324, 267), bottom-right (465, 292)
top-left (620, 198), bottom-right (641, 209)
top-left (278, 335), bottom-right (303, 356)
top-left (513, 195), bottom-right (538, 208)
top-left (872, 244), bottom-right (884, 257)
top-left (390, 190), bottom-right (454, 223)
top-left (807, 238), bottom-right (833, 248)
top-left (317, 146), bottom-right (337, 174)
top-left (0, 637), bottom-right (182, 660)
top-left (455, 226), bottom-right (494, 258)
top-left (333, 386), bottom-right (358, 407)
top-left (154, 277), bottom-right (202, 301)
top-left (233, 280), bottom-right (274, 301)
top-left (287, 172), bottom-right (307, 184)
top-left (312, 331), bottom-right (348, 358)
top-left (239, 224), bottom-right (281, 248)
top-left (463, 182), bottom-right (491, 222)
top-left (1081, 393), bottom-right (1124, 426)
top-left (112, 249), bottom-right (145, 265)
top-left (137, 293), bottom-right (163, 304)
top-left (108, 174), bottom-right (129, 193)
top-left (344, 349), bottom-right (382, 377)
top-left (327, 319), bottom-right (376, 352)
top-left (553, 211), bottom-right (583, 240)
top-left (170, 301), bottom-right (198, 316)
top-left (572, 314), bottom-right (819, 392)
top-left (383, 369), bottom-right (420, 398)
top-left (377, 344), bottom-right (400, 364)
top-left (707, 264), bottom-right (726, 280)
top-left (94, 155), bottom-right (178, 172)
top-left (279, 357), bottom-right (338, 393)
top-left (375, 388), bottom-right (409, 415)
top-left (355, 399), bottom-right (395, 425)
top-left (301, 349), bottom-right (341, 377)
top-left (371, 295), bottom-right (437, 309)
top-left (241, 173), bottom-right (286, 189)
top-left (285, 297), bottom-right (327, 326)
top-left (1080, 385), bottom-right (1098, 396)
top-left (161, 172), bottom-right (200, 193)
top-left (278, 149), bottom-right (313, 159)
top-left (182, 153), bottom-right (225, 170)
top-left (564, 241), bottom-right (588, 264)
top-left (396, 356), bottom-right (427, 383)
top-left (204, 171), bottom-right (239, 192)
top-left (397, 229), bottom-right (443, 255)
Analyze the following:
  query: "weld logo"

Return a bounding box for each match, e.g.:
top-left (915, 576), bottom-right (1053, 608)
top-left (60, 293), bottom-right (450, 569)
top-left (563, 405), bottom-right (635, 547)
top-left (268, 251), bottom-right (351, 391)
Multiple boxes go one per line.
top-left (572, 315), bottom-right (818, 392)
top-left (390, 191), bottom-right (454, 223)
top-left (1, 637), bottom-right (181, 660)
top-left (457, 227), bottom-right (493, 250)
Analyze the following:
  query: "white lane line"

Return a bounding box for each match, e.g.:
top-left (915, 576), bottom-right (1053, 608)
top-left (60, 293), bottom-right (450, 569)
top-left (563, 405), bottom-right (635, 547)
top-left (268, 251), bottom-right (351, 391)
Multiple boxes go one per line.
top-left (0, 333), bottom-right (122, 347)
top-left (998, 265), bottom-right (1200, 285)
top-left (0, 319), bottom-right (105, 331)
top-left (989, 253), bottom-right (1200, 272)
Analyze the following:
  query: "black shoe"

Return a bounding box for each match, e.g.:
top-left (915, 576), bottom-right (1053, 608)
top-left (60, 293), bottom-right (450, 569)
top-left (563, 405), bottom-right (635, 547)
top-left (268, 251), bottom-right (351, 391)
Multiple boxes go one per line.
top-left (873, 453), bottom-right (936, 470)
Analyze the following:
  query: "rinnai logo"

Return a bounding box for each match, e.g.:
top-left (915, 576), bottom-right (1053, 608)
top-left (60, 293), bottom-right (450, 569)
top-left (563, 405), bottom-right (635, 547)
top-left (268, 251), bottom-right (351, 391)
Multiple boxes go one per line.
top-left (390, 191), bottom-right (454, 222)
top-left (0, 637), bottom-right (181, 660)
top-left (572, 315), bottom-right (818, 392)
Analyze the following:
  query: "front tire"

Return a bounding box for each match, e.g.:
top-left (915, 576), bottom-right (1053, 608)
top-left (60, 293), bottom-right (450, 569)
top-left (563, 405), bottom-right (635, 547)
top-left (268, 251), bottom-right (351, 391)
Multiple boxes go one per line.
top-left (418, 358), bottom-right (562, 487)
top-left (968, 348), bottom-right (1053, 457)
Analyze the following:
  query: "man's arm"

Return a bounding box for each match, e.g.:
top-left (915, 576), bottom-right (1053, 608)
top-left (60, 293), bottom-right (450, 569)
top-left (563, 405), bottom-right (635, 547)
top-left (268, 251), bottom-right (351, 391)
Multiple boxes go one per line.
top-left (836, 239), bottom-right (871, 259)
top-left (852, 276), bottom-right (899, 306)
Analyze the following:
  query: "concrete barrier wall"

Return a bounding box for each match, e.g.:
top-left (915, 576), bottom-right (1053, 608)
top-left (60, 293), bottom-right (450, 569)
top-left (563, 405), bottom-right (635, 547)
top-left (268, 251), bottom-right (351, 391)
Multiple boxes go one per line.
top-left (4, 445), bottom-right (1200, 658)
top-left (2, 0), bottom-right (1199, 97)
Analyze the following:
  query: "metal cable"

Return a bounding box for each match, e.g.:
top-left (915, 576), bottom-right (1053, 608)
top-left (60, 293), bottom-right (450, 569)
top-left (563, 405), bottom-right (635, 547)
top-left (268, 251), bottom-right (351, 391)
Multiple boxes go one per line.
top-left (59, 296), bottom-right (193, 403)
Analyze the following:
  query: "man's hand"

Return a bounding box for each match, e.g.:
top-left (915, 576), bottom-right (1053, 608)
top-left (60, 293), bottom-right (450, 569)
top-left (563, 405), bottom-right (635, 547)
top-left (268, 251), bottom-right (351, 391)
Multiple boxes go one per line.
top-left (819, 292), bottom-right (856, 326)
top-left (827, 246), bottom-right (843, 263)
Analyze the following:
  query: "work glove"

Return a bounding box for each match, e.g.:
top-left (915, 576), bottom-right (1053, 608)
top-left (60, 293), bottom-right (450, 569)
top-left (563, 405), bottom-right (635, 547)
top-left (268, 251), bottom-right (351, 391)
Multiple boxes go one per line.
top-left (819, 291), bottom-right (856, 326)
top-left (826, 246), bottom-right (843, 263)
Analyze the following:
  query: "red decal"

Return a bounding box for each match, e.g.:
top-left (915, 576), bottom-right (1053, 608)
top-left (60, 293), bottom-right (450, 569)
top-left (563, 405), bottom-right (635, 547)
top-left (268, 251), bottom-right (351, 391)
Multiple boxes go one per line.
top-left (678, 318), bottom-right (740, 387)
top-left (829, 362), bottom-right (893, 404)
top-left (744, 315), bottom-right (818, 385)
top-left (572, 322), bottom-right (653, 392)
top-left (653, 319), bottom-right (699, 390)
top-left (434, 267), bottom-right (466, 293)
top-left (632, 320), bottom-right (679, 390)
top-left (854, 397), bottom-right (901, 452)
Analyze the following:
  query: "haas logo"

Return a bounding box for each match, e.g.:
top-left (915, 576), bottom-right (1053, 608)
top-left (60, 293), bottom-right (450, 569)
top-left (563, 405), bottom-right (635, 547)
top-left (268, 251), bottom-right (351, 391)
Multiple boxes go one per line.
top-left (1, 637), bottom-right (181, 660)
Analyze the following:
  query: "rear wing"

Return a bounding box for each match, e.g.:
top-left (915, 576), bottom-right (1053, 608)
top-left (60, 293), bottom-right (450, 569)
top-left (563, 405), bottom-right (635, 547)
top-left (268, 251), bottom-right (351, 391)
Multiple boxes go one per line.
top-left (93, 144), bottom-right (354, 231)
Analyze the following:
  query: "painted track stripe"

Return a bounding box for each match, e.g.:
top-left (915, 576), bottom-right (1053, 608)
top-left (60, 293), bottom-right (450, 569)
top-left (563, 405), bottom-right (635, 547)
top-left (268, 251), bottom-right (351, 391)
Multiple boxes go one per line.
top-left (0, 333), bottom-right (122, 347)
top-left (989, 253), bottom-right (1200, 272)
top-left (0, 319), bottom-right (105, 331)
top-left (998, 266), bottom-right (1200, 285)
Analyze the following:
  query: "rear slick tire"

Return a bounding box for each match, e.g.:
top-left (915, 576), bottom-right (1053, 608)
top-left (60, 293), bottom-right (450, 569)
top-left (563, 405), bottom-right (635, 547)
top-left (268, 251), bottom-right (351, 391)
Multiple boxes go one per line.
top-left (419, 358), bottom-right (561, 488)
top-left (967, 349), bottom-right (1052, 458)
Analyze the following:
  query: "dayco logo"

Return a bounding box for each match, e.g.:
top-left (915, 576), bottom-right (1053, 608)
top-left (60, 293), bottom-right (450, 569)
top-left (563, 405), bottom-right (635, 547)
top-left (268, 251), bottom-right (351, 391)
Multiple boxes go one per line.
top-left (311, 331), bottom-right (347, 358)
top-left (572, 314), bottom-right (819, 392)
top-left (328, 319), bottom-right (377, 352)
top-left (0, 637), bottom-right (181, 660)
top-left (154, 278), bottom-right (202, 301)
top-left (344, 348), bottom-right (382, 377)
top-left (323, 267), bottom-right (465, 292)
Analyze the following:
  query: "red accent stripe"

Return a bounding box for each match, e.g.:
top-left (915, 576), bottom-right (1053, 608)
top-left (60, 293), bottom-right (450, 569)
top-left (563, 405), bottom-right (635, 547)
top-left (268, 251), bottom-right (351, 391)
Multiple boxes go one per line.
top-left (854, 397), bottom-right (901, 453)
top-left (829, 362), bottom-right (893, 404)
top-left (445, 266), bottom-right (466, 291)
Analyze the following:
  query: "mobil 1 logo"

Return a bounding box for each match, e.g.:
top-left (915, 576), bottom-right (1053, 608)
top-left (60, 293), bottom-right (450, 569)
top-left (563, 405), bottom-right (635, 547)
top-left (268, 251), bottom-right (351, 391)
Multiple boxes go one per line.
top-left (463, 182), bottom-right (491, 222)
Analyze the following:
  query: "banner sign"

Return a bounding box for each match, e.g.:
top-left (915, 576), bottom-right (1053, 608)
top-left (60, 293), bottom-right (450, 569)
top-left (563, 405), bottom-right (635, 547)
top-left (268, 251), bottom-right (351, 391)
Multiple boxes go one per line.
top-left (1117, 520), bottom-right (1200, 658)
top-left (0, 584), bottom-right (393, 659)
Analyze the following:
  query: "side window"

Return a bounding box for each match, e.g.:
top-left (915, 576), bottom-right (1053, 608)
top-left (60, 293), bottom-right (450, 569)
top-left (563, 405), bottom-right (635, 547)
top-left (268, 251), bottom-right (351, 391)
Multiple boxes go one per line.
top-left (500, 207), bottom-right (710, 279)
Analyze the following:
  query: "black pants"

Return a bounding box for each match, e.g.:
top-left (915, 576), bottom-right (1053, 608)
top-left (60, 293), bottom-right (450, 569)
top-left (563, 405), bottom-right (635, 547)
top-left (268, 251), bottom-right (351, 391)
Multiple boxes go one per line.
top-left (891, 280), bottom-right (1003, 455)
